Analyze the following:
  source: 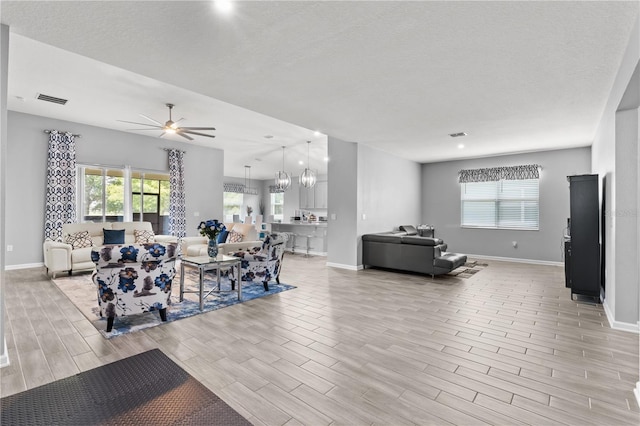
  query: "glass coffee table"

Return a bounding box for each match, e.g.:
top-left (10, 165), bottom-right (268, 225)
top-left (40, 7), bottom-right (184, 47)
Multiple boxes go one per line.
top-left (179, 254), bottom-right (242, 311)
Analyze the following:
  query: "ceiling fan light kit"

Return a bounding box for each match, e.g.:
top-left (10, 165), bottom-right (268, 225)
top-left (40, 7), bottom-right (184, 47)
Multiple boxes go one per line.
top-left (300, 140), bottom-right (317, 189)
top-left (275, 146), bottom-right (292, 192)
top-left (118, 103), bottom-right (216, 140)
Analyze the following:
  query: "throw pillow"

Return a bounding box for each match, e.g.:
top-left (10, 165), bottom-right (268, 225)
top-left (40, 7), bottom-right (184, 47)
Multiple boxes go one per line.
top-left (227, 230), bottom-right (243, 243)
top-left (134, 229), bottom-right (155, 244)
top-left (103, 229), bottom-right (125, 245)
top-left (65, 230), bottom-right (93, 249)
top-left (216, 229), bottom-right (229, 244)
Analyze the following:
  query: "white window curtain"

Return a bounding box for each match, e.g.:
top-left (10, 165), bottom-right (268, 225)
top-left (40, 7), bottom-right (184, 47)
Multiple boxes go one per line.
top-left (44, 131), bottom-right (77, 241)
top-left (123, 165), bottom-right (133, 222)
top-left (167, 150), bottom-right (186, 238)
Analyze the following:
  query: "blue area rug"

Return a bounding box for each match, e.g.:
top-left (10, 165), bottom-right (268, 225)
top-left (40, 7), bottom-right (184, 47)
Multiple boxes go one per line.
top-left (52, 270), bottom-right (296, 339)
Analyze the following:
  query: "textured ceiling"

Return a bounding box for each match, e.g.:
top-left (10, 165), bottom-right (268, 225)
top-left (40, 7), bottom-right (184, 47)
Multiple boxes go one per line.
top-left (2, 1), bottom-right (638, 178)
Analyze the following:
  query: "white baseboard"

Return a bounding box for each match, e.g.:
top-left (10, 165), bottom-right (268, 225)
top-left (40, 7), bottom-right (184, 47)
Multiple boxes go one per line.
top-left (285, 249), bottom-right (327, 257)
top-left (5, 262), bottom-right (44, 271)
top-left (467, 254), bottom-right (563, 267)
top-left (326, 262), bottom-right (363, 271)
top-left (0, 339), bottom-right (9, 368)
top-left (602, 300), bottom-right (640, 333)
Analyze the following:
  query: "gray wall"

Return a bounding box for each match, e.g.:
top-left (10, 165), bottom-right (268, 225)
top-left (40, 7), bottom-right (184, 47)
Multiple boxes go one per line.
top-left (327, 138), bottom-right (422, 268)
top-left (592, 12), bottom-right (639, 328)
top-left (1, 24), bottom-right (9, 366)
top-left (422, 147), bottom-right (591, 263)
top-left (327, 137), bottom-right (358, 267)
top-left (613, 109), bottom-right (639, 325)
top-left (6, 111), bottom-right (224, 266)
top-left (356, 144), bottom-right (422, 265)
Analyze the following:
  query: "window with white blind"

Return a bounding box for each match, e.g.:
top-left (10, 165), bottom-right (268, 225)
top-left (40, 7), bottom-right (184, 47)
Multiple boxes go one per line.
top-left (461, 178), bottom-right (539, 230)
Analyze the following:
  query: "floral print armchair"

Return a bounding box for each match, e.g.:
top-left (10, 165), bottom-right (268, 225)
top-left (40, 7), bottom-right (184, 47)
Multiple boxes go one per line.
top-left (230, 233), bottom-right (288, 291)
top-left (91, 242), bottom-right (177, 332)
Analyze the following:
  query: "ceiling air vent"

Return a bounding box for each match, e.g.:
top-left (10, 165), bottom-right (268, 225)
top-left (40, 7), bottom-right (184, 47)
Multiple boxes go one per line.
top-left (449, 132), bottom-right (467, 137)
top-left (36, 93), bottom-right (68, 105)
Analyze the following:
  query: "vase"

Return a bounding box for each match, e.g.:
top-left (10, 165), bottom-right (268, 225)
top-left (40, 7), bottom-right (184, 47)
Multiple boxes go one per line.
top-left (207, 238), bottom-right (219, 258)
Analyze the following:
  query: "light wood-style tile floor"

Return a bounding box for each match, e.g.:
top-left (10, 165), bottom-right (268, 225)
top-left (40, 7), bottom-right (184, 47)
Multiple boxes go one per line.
top-left (2, 255), bottom-right (639, 425)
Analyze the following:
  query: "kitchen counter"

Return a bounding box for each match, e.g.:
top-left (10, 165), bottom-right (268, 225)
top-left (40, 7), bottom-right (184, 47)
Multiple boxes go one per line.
top-left (270, 222), bottom-right (328, 255)
top-left (276, 221), bottom-right (328, 227)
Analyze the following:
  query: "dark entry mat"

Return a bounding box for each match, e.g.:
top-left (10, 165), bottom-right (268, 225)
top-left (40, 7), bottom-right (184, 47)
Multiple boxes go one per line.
top-left (1, 349), bottom-right (251, 425)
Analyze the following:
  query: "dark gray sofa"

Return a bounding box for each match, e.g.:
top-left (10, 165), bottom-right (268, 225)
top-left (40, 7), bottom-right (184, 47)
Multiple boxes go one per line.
top-left (362, 225), bottom-right (467, 277)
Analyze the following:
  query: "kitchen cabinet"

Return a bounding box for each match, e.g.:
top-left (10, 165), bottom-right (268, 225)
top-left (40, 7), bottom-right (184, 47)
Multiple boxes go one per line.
top-left (299, 181), bottom-right (327, 209)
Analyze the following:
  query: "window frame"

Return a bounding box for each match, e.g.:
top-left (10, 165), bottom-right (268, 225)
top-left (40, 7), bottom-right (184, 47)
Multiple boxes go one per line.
top-left (460, 178), bottom-right (540, 231)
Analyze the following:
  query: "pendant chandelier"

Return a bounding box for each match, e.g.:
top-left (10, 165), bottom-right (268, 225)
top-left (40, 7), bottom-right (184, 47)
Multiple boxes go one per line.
top-left (274, 146), bottom-right (292, 192)
top-left (299, 140), bottom-right (317, 189)
top-left (243, 165), bottom-right (258, 195)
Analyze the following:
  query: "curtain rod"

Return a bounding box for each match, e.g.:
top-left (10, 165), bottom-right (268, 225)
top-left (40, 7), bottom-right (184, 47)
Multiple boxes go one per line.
top-left (162, 148), bottom-right (187, 154)
top-left (44, 129), bottom-right (81, 138)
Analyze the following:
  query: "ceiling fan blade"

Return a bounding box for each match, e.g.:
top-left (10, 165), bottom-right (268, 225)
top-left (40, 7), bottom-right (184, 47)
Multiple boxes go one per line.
top-left (179, 129), bottom-right (216, 138)
top-left (127, 128), bottom-right (164, 131)
top-left (159, 132), bottom-right (166, 138)
top-left (177, 132), bottom-right (194, 141)
top-left (117, 120), bottom-right (161, 128)
top-left (139, 114), bottom-right (163, 126)
top-left (178, 126), bottom-right (217, 131)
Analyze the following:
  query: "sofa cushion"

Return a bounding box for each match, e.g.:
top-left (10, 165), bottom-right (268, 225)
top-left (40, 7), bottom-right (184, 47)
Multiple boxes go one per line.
top-left (228, 230), bottom-right (243, 243)
top-left (399, 225), bottom-right (418, 235)
top-left (361, 233), bottom-right (403, 244)
top-left (71, 246), bottom-right (95, 265)
top-left (103, 229), bottom-right (125, 244)
top-left (217, 229), bottom-right (229, 243)
top-left (65, 230), bottom-right (94, 249)
top-left (400, 236), bottom-right (443, 246)
top-left (434, 252), bottom-right (467, 271)
top-left (134, 229), bottom-right (155, 244)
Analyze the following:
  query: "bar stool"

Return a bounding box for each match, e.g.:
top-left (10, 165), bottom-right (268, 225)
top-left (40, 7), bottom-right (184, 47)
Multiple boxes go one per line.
top-left (296, 229), bottom-right (315, 257)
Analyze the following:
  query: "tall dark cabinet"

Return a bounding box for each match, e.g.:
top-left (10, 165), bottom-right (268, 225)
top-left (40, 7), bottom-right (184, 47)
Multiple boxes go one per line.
top-left (565, 174), bottom-right (601, 300)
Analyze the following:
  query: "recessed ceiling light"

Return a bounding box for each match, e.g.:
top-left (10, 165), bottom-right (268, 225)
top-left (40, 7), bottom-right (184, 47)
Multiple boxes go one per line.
top-left (449, 132), bottom-right (467, 137)
top-left (323, 156), bottom-right (329, 162)
top-left (298, 160), bottom-right (304, 165)
top-left (314, 131), bottom-right (321, 137)
top-left (458, 144), bottom-right (465, 149)
top-left (215, 0), bottom-right (233, 13)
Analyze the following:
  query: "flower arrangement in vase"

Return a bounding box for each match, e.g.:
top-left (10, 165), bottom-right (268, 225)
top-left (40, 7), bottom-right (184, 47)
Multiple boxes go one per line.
top-left (198, 219), bottom-right (225, 258)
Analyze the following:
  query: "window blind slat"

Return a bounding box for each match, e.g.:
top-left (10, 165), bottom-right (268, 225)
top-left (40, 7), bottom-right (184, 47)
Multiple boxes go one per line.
top-left (461, 179), bottom-right (539, 230)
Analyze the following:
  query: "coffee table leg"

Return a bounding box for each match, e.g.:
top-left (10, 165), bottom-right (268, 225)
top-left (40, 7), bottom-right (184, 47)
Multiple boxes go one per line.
top-left (237, 261), bottom-right (242, 301)
top-left (199, 266), bottom-right (204, 311)
top-left (179, 262), bottom-right (185, 302)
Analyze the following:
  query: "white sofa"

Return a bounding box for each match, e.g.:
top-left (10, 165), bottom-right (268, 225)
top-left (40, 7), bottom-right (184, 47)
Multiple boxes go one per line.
top-left (43, 221), bottom-right (177, 277)
top-left (180, 222), bottom-right (262, 257)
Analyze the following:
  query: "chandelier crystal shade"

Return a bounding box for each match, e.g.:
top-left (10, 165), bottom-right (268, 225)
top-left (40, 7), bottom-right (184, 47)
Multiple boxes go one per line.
top-left (274, 146), bottom-right (292, 192)
top-left (299, 141), bottom-right (317, 189)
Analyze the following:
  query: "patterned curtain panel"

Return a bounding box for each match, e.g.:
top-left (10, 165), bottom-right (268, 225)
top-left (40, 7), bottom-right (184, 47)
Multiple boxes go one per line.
top-left (168, 150), bottom-right (186, 239)
top-left (458, 164), bottom-right (541, 183)
top-left (223, 183), bottom-right (245, 193)
top-left (44, 131), bottom-right (77, 241)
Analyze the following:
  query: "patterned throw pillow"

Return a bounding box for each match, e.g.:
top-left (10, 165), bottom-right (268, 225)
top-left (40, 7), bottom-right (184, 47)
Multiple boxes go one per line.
top-left (134, 229), bottom-right (155, 244)
top-left (227, 230), bottom-right (243, 243)
top-left (65, 230), bottom-right (93, 249)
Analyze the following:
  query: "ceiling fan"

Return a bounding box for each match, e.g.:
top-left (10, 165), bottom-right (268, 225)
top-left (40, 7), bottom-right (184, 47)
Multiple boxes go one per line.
top-left (118, 103), bottom-right (216, 140)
